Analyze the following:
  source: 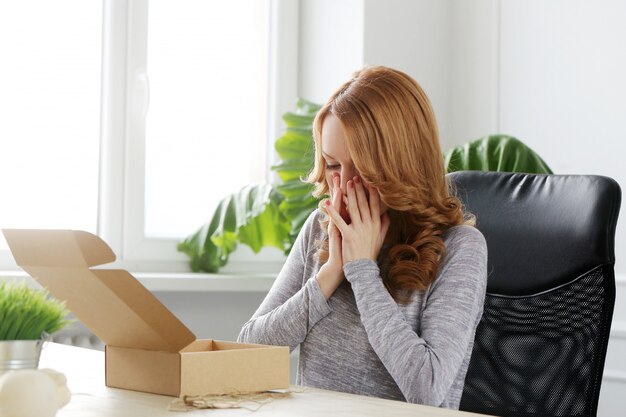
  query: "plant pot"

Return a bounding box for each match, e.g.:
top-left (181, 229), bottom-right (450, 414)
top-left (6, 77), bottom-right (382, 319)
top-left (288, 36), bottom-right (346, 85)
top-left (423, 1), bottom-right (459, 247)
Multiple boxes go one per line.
top-left (0, 340), bottom-right (43, 373)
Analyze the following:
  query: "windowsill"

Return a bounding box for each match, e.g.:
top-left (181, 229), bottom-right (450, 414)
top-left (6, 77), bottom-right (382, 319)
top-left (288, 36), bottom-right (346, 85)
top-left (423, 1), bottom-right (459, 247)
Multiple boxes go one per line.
top-left (0, 270), bottom-right (276, 293)
top-left (134, 272), bottom-right (276, 292)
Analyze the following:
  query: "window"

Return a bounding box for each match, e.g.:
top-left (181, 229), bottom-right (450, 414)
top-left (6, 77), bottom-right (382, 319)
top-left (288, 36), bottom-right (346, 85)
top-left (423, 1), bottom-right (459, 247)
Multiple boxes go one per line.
top-left (0, 0), bottom-right (101, 255)
top-left (145, 0), bottom-right (269, 238)
top-left (1, 0), bottom-right (298, 273)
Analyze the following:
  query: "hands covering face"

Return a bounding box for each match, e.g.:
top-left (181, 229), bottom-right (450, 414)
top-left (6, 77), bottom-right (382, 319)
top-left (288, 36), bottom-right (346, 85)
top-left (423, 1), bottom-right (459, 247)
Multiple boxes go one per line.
top-left (325, 174), bottom-right (391, 264)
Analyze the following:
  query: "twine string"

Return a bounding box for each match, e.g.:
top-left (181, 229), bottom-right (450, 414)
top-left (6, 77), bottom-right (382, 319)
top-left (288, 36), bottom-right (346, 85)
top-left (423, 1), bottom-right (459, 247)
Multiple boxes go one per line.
top-left (168, 388), bottom-right (306, 412)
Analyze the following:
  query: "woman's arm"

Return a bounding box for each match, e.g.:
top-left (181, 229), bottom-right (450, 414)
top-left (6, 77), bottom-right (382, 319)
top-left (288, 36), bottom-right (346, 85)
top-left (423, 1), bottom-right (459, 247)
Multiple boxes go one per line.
top-left (344, 226), bottom-right (487, 406)
top-left (237, 210), bottom-right (333, 351)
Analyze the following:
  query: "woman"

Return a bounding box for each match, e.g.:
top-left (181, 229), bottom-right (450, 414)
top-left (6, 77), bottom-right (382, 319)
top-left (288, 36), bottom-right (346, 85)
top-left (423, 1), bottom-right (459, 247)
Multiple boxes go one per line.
top-left (238, 66), bottom-right (487, 409)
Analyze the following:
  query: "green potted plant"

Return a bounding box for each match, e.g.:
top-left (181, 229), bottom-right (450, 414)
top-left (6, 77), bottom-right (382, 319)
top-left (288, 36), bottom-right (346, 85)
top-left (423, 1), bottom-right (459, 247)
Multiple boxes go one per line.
top-left (178, 100), bottom-right (553, 273)
top-left (0, 281), bottom-right (71, 372)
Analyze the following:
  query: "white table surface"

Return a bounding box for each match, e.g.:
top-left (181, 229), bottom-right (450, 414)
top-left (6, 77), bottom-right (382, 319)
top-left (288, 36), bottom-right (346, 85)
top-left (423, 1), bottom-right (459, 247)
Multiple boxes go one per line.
top-left (39, 343), bottom-right (491, 417)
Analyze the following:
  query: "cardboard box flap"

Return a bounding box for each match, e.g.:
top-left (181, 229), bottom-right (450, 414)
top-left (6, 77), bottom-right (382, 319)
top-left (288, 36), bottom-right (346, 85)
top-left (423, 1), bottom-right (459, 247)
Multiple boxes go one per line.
top-left (2, 229), bottom-right (196, 352)
top-left (3, 229), bottom-right (116, 267)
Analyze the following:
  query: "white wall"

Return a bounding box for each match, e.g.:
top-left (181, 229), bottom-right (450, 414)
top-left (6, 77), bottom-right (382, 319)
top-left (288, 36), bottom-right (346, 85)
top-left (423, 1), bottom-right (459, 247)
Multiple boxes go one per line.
top-left (300, 0), bottom-right (499, 152)
top-left (298, 0), bottom-right (364, 104)
top-left (363, 0), bottom-right (453, 145)
top-left (298, 0), bottom-right (456, 147)
top-left (446, 1), bottom-right (499, 149)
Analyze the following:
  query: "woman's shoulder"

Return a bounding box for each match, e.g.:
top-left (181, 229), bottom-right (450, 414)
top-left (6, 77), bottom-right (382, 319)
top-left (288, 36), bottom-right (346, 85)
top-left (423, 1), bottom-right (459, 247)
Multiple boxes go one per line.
top-left (430, 224), bottom-right (488, 291)
top-left (302, 208), bottom-right (326, 231)
top-left (442, 224), bottom-right (487, 252)
top-left (298, 208), bottom-right (327, 243)
top-left (440, 224), bottom-right (488, 274)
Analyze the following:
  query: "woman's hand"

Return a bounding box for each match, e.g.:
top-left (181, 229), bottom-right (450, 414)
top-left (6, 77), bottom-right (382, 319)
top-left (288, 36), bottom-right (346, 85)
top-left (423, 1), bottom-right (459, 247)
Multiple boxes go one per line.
top-left (325, 176), bottom-right (390, 263)
top-left (316, 174), bottom-right (346, 300)
top-left (325, 174), bottom-right (344, 270)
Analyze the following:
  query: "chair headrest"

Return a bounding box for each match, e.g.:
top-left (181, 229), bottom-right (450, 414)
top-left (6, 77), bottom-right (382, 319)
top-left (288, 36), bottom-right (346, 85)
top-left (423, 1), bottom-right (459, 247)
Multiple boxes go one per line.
top-left (448, 171), bottom-right (621, 296)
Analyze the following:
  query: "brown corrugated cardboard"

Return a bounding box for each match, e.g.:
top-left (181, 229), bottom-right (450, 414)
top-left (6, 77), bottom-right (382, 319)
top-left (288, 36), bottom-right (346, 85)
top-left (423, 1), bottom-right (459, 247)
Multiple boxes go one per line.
top-left (3, 229), bottom-right (290, 396)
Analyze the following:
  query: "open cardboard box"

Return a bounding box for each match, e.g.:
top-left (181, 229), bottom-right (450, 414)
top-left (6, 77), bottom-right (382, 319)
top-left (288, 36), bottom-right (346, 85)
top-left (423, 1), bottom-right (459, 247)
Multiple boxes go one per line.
top-left (2, 229), bottom-right (289, 397)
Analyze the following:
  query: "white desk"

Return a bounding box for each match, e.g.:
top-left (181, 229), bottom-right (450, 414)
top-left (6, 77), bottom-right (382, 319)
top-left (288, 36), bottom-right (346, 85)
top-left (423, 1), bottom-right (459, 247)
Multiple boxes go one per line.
top-left (40, 343), bottom-right (490, 417)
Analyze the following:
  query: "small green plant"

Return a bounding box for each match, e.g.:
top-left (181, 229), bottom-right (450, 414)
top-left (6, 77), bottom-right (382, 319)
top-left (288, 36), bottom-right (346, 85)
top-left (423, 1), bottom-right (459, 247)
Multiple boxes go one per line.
top-left (0, 281), bottom-right (71, 340)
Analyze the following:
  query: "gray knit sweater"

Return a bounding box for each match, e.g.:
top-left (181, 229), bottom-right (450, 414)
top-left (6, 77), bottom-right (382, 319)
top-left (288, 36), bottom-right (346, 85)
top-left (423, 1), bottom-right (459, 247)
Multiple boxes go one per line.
top-left (238, 209), bottom-right (487, 409)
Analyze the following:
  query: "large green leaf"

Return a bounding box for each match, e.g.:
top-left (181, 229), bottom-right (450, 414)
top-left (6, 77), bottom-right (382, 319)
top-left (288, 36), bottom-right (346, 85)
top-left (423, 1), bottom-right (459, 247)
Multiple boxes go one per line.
top-left (177, 184), bottom-right (290, 272)
top-left (292, 97), bottom-right (322, 116)
top-left (444, 135), bottom-right (553, 174)
top-left (273, 130), bottom-right (313, 162)
top-left (270, 99), bottom-right (321, 252)
top-left (271, 157), bottom-right (313, 182)
top-left (283, 113), bottom-right (315, 128)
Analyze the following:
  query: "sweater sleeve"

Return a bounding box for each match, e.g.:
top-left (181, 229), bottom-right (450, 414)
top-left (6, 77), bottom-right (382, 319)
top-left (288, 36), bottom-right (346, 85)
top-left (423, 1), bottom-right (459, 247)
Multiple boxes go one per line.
top-left (237, 210), bottom-right (332, 352)
top-left (343, 225), bottom-right (487, 406)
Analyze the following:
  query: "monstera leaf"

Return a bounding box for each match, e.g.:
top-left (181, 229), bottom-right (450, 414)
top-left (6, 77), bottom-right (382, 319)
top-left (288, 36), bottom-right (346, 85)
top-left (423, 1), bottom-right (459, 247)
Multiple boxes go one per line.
top-left (177, 184), bottom-right (290, 272)
top-left (445, 135), bottom-right (553, 174)
top-left (271, 99), bottom-right (321, 251)
top-left (179, 106), bottom-right (554, 273)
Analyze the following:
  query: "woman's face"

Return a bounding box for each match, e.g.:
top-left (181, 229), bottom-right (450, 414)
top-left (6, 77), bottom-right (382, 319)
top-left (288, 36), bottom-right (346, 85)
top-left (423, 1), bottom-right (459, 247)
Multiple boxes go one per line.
top-left (321, 114), bottom-right (387, 219)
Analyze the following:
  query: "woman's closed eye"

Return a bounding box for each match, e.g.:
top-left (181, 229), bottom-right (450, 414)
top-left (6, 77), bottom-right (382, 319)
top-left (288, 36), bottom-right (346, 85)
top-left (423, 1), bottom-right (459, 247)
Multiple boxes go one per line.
top-left (325, 164), bottom-right (340, 170)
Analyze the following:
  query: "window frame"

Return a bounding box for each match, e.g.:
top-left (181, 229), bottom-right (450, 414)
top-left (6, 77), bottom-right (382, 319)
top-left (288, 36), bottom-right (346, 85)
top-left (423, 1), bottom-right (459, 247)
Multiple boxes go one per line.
top-left (1, 0), bottom-right (298, 273)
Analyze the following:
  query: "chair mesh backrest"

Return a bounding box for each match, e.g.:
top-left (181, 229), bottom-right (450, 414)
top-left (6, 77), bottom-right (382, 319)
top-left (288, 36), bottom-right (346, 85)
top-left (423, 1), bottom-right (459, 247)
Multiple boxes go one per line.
top-left (451, 171), bottom-right (621, 417)
top-left (460, 266), bottom-right (613, 417)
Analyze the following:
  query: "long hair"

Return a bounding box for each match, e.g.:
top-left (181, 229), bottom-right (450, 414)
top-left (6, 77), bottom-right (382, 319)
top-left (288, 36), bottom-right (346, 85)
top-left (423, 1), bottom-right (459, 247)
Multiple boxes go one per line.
top-left (306, 66), bottom-right (473, 303)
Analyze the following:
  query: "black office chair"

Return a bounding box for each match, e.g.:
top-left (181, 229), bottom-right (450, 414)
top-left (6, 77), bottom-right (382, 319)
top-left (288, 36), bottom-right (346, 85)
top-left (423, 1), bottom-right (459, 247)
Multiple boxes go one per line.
top-left (450, 171), bottom-right (621, 417)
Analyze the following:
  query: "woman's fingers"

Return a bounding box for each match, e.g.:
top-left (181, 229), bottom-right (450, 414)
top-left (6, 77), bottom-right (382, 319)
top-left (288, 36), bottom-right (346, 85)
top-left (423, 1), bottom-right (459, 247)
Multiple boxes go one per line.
top-left (367, 182), bottom-right (381, 220)
top-left (327, 178), bottom-right (342, 256)
top-left (332, 175), bottom-right (350, 223)
top-left (325, 199), bottom-right (349, 234)
top-left (332, 175), bottom-right (341, 210)
top-left (380, 212), bottom-right (391, 237)
top-left (353, 176), bottom-right (371, 222)
top-left (327, 219), bottom-right (339, 248)
top-left (346, 179), bottom-right (362, 224)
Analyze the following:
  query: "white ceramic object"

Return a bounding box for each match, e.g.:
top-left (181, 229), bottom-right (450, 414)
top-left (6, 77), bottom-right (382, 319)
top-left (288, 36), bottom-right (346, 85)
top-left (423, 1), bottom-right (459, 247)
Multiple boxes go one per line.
top-left (0, 368), bottom-right (70, 417)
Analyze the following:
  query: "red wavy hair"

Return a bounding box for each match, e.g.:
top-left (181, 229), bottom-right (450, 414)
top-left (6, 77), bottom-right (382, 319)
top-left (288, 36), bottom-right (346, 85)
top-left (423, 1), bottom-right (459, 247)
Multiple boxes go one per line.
top-left (306, 66), bottom-right (473, 303)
